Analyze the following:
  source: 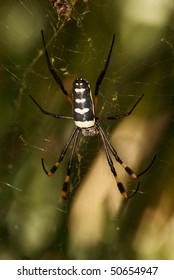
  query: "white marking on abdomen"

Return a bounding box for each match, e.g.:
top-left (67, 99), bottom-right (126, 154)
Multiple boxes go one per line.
top-left (74, 88), bottom-right (85, 93)
top-left (75, 98), bottom-right (86, 103)
top-left (75, 120), bottom-right (95, 128)
top-left (75, 108), bottom-right (89, 114)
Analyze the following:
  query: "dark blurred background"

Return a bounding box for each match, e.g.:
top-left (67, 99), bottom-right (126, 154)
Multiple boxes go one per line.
top-left (0, 0), bottom-right (174, 260)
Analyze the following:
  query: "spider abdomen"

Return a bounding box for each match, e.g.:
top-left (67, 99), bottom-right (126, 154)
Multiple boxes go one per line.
top-left (72, 78), bottom-right (95, 130)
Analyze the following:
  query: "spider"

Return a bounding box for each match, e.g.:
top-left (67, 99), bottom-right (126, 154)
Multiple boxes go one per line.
top-left (29, 30), bottom-right (155, 200)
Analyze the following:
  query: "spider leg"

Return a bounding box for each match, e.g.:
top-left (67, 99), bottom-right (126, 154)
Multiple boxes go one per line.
top-left (61, 128), bottom-right (80, 199)
top-left (137, 155), bottom-right (156, 178)
top-left (29, 95), bottom-right (73, 120)
top-left (97, 124), bottom-right (138, 199)
top-left (94, 34), bottom-right (116, 112)
top-left (97, 94), bottom-right (144, 120)
top-left (100, 124), bottom-right (156, 178)
top-left (97, 124), bottom-right (137, 179)
top-left (42, 127), bottom-right (79, 177)
top-left (100, 124), bottom-right (156, 179)
top-left (41, 30), bottom-right (72, 105)
top-left (97, 124), bottom-right (156, 198)
top-left (126, 182), bottom-right (140, 199)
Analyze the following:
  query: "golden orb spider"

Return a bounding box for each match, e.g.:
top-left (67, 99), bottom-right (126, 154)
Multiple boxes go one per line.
top-left (29, 30), bottom-right (155, 199)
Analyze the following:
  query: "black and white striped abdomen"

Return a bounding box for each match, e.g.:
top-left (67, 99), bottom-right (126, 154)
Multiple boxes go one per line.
top-left (72, 78), bottom-right (95, 129)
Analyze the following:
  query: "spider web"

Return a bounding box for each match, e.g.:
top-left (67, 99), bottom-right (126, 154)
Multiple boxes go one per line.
top-left (0, 0), bottom-right (174, 260)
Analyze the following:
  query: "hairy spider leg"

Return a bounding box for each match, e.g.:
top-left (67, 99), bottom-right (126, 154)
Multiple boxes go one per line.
top-left (137, 154), bottom-right (156, 178)
top-left (42, 127), bottom-right (79, 177)
top-left (94, 34), bottom-right (116, 112)
top-left (97, 124), bottom-right (137, 179)
top-left (61, 128), bottom-right (80, 199)
top-left (98, 124), bottom-right (156, 178)
top-left (41, 30), bottom-right (72, 105)
top-left (29, 95), bottom-right (73, 120)
top-left (97, 94), bottom-right (144, 121)
top-left (97, 124), bottom-right (139, 199)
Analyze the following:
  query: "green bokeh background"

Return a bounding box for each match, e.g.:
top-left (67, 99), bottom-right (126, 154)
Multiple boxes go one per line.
top-left (0, 0), bottom-right (174, 259)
